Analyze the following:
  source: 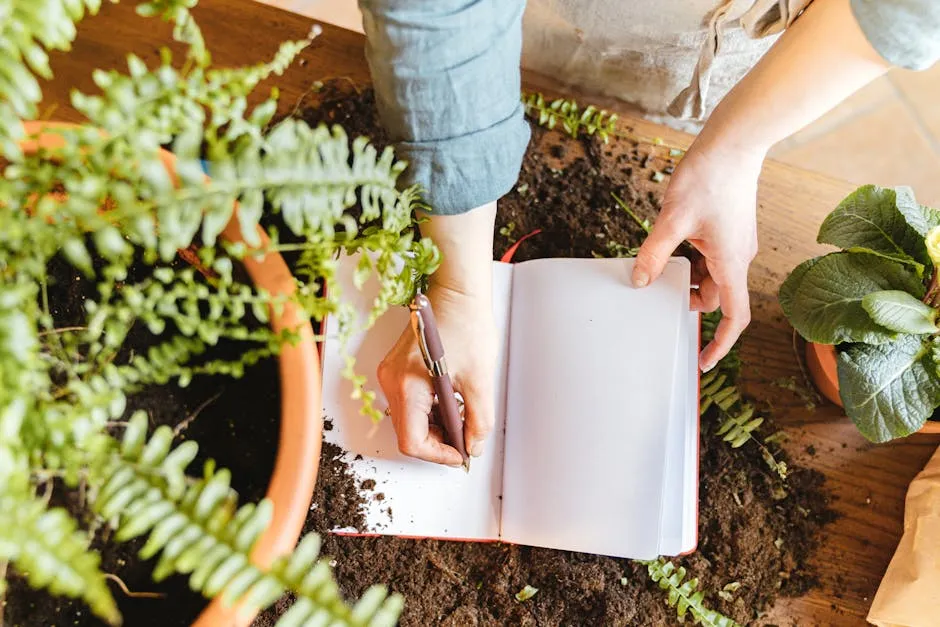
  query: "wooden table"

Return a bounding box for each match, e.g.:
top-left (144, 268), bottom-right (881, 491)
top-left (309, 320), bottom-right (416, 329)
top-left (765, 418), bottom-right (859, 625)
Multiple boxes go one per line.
top-left (41, 2), bottom-right (940, 624)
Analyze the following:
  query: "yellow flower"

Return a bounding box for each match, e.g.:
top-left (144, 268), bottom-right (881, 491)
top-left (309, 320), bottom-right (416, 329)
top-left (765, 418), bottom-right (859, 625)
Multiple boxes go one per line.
top-left (927, 226), bottom-right (940, 267)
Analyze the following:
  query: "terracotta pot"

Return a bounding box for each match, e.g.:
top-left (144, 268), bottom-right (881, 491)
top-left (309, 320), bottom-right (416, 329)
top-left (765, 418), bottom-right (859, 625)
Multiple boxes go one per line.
top-left (21, 122), bottom-right (323, 626)
top-left (806, 341), bottom-right (940, 436)
top-left (804, 342), bottom-right (842, 408)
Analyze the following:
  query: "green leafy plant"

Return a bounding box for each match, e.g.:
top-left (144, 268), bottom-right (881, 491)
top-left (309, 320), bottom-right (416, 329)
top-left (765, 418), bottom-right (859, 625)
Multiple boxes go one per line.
top-left (700, 312), bottom-right (787, 479)
top-left (700, 368), bottom-right (788, 481)
top-left (638, 558), bottom-right (740, 627)
top-left (521, 91), bottom-right (691, 156)
top-left (780, 185), bottom-right (940, 442)
top-left (521, 92), bottom-right (618, 142)
top-left (0, 0), bottom-right (439, 624)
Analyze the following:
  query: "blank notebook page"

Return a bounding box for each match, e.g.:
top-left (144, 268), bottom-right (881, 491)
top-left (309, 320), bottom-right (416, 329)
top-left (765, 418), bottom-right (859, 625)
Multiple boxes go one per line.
top-left (320, 259), bottom-right (514, 540)
top-left (500, 257), bottom-right (690, 559)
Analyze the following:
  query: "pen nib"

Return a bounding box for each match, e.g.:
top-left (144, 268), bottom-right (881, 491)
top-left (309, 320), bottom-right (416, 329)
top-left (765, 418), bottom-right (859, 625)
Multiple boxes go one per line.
top-left (462, 459), bottom-right (471, 473)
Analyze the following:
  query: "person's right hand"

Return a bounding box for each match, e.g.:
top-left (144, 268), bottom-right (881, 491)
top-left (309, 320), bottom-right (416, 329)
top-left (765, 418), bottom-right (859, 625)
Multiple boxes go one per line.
top-left (377, 284), bottom-right (498, 467)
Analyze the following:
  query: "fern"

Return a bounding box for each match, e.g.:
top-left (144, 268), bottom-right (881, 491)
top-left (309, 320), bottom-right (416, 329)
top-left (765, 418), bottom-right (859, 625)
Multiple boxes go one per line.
top-left (0, 0), bottom-right (105, 158)
top-left (639, 558), bottom-right (740, 627)
top-left (91, 412), bottom-right (401, 626)
top-left (0, 493), bottom-right (120, 624)
top-left (521, 92), bottom-right (618, 143)
top-left (701, 370), bottom-right (757, 445)
top-left (0, 1), bottom-right (431, 623)
top-left (700, 313), bottom-right (788, 480)
top-left (520, 91), bottom-right (689, 152)
top-left (136, 0), bottom-right (209, 67)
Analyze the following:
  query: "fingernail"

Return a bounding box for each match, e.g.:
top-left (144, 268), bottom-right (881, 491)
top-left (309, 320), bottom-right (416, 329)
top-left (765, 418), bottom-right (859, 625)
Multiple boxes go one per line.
top-left (470, 440), bottom-right (484, 457)
top-left (633, 270), bottom-right (649, 288)
top-left (701, 360), bottom-right (715, 373)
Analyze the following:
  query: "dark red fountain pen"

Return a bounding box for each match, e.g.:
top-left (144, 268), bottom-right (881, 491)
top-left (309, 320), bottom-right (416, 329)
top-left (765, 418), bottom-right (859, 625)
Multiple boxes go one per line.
top-left (409, 291), bottom-right (469, 470)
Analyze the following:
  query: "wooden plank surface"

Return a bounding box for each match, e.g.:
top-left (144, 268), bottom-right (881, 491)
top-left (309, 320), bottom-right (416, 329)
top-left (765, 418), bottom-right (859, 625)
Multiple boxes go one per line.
top-left (41, 2), bottom-right (940, 624)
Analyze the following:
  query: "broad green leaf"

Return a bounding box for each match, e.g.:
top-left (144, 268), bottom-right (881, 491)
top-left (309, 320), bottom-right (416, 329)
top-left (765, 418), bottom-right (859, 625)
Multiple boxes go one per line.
top-left (862, 290), bottom-right (938, 334)
top-left (892, 187), bottom-right (940, 237)
top-left (838, 335), bottom-right (940, 442)
top-left (818, 185), bottom-right (929, 267)
top-left (845, 246), bottom-right (924, 275)
top-left (779, 257), bottom-right (818, 319)
top-left (783, 252), bottom-right (923, 344)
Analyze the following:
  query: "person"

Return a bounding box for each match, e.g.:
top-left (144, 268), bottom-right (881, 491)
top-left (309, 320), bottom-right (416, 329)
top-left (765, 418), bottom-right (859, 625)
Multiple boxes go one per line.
top-left (359, 0), bottom-right (940, 467)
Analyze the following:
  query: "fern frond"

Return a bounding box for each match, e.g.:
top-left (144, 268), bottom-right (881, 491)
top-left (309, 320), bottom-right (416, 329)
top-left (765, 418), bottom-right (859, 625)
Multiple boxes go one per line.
top-left (700, 312), bottom-right (788, 480)
top-left (521, 92), bottom-right (618, 142)
top-left (700, 369), bottom-right (788, 480)
top-left (639, 558), bottom-right (740, 627)
top-left (255, 121), bottom-right (409, 237)
top-left (0, 0), bottom-right (103, 157)
top-left (0, 492), bottom-right (119, 624)
top-left (136, 0), bottom-right (210, 67)
top-left (701, 312), bottom-right (740, 374)
top-left (91, 412), bottom-right (403, 625)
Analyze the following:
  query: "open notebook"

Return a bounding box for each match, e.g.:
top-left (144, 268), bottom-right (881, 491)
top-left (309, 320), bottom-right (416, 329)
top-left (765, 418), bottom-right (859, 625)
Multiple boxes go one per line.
top-left (321, 254), bottom-right (700, 560)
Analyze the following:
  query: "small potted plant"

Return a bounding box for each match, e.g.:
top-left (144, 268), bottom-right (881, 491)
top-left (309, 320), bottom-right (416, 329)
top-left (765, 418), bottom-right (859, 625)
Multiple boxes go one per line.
top-left (780, 184), bottom-right (940, 442)
top-left (0, 1), bottom-right (437, 625)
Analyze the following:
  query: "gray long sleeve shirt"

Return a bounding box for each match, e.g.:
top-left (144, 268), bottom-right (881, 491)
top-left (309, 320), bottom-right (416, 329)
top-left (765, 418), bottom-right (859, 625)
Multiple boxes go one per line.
top-left (359, 0), bottom-right (940, 215)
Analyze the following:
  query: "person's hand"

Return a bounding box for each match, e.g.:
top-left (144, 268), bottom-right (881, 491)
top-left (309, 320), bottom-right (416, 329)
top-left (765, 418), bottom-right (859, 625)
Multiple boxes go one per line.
top-left (633, 143), bottom-right (764, 372)
top-left (377, 284), bottom-right (497, 466)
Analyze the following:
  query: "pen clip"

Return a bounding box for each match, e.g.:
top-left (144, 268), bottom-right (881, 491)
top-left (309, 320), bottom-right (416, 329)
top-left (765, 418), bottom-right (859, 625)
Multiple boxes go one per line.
top-left (409, 304), bottom-right (435, 372)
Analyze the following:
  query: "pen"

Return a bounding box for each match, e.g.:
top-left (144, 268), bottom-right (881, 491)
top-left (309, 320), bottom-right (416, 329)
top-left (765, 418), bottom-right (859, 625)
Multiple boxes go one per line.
top-left (409, 291), bottom-right (469, 470)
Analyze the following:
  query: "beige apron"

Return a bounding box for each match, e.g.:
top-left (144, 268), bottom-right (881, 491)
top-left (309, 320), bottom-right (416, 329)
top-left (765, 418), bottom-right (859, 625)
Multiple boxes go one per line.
top-left (521, 0), bottom-right (811, 128)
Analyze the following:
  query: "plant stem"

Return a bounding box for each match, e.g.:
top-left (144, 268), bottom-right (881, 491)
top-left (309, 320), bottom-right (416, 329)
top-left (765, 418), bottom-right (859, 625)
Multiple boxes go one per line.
top-left (0, 559), bottom-right (7, 626)
top-left (39, 278), bottom-right (78, 378)
top-left (271, 242), bottom-right (324, 253)
top-left (925, 267), bottom-right (940, 307)
top-left (611, 192), bottom-right (651, 233)
top-left (172, 391), bottom-right (222, 437)
top-left (38, 326), bottom-right (87, 337)
top-left (103, 573), bottom-right (166, 599)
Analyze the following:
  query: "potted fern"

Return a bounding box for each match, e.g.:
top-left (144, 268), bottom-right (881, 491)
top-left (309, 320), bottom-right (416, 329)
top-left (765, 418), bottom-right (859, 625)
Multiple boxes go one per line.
top-left (780, 184), bottom-right (940, 443)
top-left (1, 1), bottom-right (437, 625)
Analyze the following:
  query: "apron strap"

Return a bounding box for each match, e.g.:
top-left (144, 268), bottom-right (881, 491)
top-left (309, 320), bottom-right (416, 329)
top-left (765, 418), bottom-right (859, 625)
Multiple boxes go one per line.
top-left (667, 0), bottom-right (812, 120)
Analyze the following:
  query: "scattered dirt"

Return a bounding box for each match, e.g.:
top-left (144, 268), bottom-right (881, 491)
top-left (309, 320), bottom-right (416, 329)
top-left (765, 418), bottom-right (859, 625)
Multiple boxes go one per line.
top-left (286, 415), bottom-right (832, 627)
top-left (4, 80), bottom-right (835, 627)
top-left (258, 81), bottom-right (836, 627)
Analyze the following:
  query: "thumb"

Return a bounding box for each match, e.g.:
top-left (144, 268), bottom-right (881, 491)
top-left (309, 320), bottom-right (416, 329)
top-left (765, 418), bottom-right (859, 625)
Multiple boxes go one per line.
top-left (458, 378), bottom-right (495, 458)
top-left (633, 217), bottom-right (689, 288)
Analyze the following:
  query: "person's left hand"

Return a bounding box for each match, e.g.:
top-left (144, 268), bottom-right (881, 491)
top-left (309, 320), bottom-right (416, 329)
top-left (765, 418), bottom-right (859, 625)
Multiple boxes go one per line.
top-left (632, 142), bottom-right (765, 372)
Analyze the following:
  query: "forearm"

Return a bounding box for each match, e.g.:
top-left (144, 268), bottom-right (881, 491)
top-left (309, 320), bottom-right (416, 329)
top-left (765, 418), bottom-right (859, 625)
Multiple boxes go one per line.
top-left (420, 202), bottom-right (496, 299)
top-left (695, 0), bottom-right (889, 158)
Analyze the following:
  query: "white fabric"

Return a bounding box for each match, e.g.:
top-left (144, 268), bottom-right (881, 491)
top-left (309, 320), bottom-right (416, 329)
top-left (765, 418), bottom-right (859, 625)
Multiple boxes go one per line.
top-left (522, 0), bottom-right (812, 126)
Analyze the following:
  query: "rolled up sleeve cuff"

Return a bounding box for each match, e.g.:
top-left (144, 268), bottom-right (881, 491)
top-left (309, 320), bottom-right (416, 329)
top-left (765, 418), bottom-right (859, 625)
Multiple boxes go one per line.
top-left (361, 0), bottom-right (530, 214)
top-left (396, 107), bottom-right (530, 215)
top-left (851, 0), bottom-right (940, 70)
